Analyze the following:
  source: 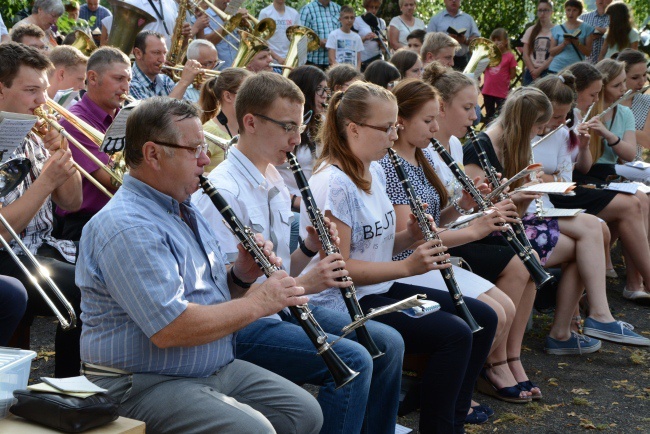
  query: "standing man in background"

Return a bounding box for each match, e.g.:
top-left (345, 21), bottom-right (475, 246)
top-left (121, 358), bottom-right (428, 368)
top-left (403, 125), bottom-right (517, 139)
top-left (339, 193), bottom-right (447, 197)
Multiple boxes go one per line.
top-left (300, 0), bottom-right (341, 70)
top-left (426, 0), bottom-right (480, 71)
top-left (79, 0), bottom-right (112, 31)
top-left (258, 0), bottom-right (301, 66)
top-left (580, 0), bottom-right (612, 63)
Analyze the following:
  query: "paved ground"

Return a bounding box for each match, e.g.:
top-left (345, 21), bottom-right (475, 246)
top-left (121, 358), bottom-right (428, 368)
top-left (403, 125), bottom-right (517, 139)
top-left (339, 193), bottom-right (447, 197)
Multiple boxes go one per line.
top-left (26, 246), bottom-right (650, 433)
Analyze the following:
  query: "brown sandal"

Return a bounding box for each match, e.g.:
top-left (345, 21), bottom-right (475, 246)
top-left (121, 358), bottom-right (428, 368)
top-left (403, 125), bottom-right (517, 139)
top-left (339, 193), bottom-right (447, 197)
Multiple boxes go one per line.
top-left (507, 357), bottom-right (542, 400)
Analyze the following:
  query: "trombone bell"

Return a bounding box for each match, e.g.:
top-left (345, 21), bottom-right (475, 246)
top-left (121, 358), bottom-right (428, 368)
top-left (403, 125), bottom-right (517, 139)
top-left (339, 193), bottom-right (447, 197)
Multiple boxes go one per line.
top-left (463, 37), bottom-right (502, 75)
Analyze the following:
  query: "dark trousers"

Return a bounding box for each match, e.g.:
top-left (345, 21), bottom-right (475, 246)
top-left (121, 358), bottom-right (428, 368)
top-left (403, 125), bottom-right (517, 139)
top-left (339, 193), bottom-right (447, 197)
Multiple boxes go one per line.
top-left (453, 53), bottom-right (469, 71)
top-left (59, 212), bottom-right (94, 241)
top-left (0, 275), bottom-right (28, 346)
top-left (359, 283), bottom-right (497, 434)
top-left (0, 244), bottom-right (81, 377)
top-left (482, 94), bottom-right (506, 125)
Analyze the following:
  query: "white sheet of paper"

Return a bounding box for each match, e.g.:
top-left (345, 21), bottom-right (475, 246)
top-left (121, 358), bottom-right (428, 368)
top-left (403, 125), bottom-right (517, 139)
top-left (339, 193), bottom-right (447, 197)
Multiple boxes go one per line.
top-left (40, 376), bottom-right (107, 393)
top-left (625, 161), bottom-right (650, 170)
top-left (395, 424), bottom-right (413, 434)
top-left (517, 182), bottom-right (575, 195)
top-left (606, 182), bottom-right (638, 194)
top-left (537, 208), bottom-right (584, 217)
top-left (0, 112), bottom-right (38, 158)
top-left (28, 382), bottom-right (97, 398)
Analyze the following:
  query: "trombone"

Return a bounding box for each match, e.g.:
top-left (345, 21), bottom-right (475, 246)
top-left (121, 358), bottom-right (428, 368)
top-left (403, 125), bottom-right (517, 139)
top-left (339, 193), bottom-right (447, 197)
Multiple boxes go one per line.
top-left (0, 158), bottom-right (77, 330)
top-left (34, 107), bottom-right (116, 199)
top-left (41, 98), bottom-right (124, 188)
top-left (162, 64), bottom-right (220, 86)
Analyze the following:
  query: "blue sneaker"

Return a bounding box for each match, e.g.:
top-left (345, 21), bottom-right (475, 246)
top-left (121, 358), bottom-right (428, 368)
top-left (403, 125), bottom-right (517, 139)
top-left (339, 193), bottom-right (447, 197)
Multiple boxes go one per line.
top-left (545, 331), bottom-right (602, 355)
top-left (583, 318), bottom-right (650, 346)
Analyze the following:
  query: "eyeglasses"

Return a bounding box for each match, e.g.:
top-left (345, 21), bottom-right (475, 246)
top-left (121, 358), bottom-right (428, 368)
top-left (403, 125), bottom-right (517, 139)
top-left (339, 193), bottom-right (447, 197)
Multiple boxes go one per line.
top-left (316, 86), bottom-right (331, 97)
top-left (351, 121), bottom-right (400, 135)
top-left (154, 140), bottom-right (208, 158)
top-left (253, 113), bottom-right (307, 134)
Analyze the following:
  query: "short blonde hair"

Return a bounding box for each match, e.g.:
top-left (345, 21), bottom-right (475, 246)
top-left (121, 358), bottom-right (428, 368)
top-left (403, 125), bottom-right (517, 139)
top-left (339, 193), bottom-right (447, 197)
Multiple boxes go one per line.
top-left (49, 45), bottom-right (88, 69)
top-left (421, 32), bottom-right (459, 59)
top-left (398, 0), bottom-right (417, 8)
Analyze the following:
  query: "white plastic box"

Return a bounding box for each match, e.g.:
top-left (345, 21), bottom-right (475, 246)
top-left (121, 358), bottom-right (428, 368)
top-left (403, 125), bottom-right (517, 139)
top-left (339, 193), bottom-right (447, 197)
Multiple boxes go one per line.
top-left (0, 348), bottom-right (37, 419)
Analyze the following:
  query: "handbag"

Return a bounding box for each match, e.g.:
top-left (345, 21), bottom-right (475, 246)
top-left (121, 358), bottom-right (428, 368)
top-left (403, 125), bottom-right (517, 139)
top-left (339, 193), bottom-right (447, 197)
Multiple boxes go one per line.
top-left (10, 389), bottom-right (119, 433)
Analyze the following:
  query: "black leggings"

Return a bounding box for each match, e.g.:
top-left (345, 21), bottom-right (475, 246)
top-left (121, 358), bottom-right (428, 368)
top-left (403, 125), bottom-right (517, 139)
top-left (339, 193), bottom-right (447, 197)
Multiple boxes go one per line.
top-left (0, 245), bottom-right (81, 377)
top-left (359, 283), bottom-right (497, 434)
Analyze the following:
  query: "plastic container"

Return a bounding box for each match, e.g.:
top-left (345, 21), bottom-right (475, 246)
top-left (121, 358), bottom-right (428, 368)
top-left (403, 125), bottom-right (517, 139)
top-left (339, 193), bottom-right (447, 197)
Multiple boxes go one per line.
top-left (0, 347), bottom-right (37, 419)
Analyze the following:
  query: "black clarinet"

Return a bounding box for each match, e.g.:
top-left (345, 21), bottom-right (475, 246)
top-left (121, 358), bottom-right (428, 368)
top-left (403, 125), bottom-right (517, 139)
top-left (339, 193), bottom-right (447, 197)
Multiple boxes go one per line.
top-left (387, 149), bottom-right (482, 332)
top-left (466, 128), bottom-right (534, 251)
top-left (199, 175), bottom-right (359, 389)
top-left (287, 152), bottom-right (385, 357)
top-left (429, 139), bottom-right (557, 292)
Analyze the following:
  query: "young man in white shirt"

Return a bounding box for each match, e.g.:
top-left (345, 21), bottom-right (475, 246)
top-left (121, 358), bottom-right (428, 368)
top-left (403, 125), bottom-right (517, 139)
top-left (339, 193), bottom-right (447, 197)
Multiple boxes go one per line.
top-left (192, 72), bottom-right (404, 434)
top-left (326, 5), bottom-right (364, 70)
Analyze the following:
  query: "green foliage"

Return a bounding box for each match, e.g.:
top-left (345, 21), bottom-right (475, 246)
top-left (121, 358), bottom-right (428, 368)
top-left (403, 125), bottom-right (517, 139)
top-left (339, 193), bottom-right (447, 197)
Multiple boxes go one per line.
top-left (0, 0), bottom-right (30, 27)
top-left (56, 13), bottom-right (91, 35)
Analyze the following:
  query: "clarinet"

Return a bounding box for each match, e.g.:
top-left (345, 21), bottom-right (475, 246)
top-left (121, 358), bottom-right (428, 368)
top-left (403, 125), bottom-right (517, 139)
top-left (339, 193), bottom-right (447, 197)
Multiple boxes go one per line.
top-left (287, 152), bottom-right (385, 358)
top-left (387, 149), bottom-right (482, 332)
top-left (466, 129), bottom-right (534, 251)
top-left (429, 139), bottom-right (557, 292)
top-left (199, 175), bottom-right (359, 389)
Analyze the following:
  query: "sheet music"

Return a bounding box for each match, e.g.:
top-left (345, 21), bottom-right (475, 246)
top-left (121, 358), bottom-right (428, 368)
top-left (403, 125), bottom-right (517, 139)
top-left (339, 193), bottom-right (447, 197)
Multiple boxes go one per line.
top-left (516, 182), bottom-right (576, 195)
top-left (297, 37), bottom-right (308, 67)
top-left (101, 100), bottom-right (140, 154)
top-left (0, 112), bottom-right (38, 159)
top-left (624, 161), bottom-right (650, 170)
top-left (537, 208), bottom-right (584, 218)
top-left (53, 88), bottom-right (80, 108)
top-left (224, 0), bottom-right (244, 17)
top-left (606, 182), bottom-right (638, 194)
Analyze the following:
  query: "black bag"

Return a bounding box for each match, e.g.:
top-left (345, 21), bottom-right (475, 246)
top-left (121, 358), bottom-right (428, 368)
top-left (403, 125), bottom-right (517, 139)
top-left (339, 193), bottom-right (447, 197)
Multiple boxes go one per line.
top-left (10, 390), bottom-right (119, 433)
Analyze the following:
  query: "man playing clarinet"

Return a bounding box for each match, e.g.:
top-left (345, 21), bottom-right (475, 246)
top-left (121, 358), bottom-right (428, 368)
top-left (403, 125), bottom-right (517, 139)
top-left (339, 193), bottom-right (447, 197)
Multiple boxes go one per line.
top-left (76, 96), bottom-right (323, 434)
top-left (192, 72), bottom-right (404, 434)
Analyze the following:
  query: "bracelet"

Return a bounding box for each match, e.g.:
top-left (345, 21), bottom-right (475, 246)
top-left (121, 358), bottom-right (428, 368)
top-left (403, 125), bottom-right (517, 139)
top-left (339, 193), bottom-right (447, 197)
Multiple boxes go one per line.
top-left (608, 136), bottom-right (621, 147)
top-left (230, 266), bottom-right (253, 289)
top-left (299, 238), bottom-right (318, 257)
top-left (451, 196), bottom-right (474, 216)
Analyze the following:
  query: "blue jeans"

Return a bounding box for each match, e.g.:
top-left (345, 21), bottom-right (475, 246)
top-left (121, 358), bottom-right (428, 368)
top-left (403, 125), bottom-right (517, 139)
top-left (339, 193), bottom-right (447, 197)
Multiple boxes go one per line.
top-left (236, 305), bottom-right (404, 434)
top-left (0, 275), bottom-right (28, 346)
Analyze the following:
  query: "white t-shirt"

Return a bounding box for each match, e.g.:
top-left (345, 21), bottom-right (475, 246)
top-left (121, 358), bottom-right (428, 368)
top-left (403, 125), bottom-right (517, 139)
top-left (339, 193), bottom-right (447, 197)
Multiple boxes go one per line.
top-left (354, 15), bottom-right (387, 62)
top-left (528, 127), bottom-right (573, 214)
top-left (425, 136), bottom-right (466, 203)
top-left (301, 162), bottom-right (395, 310)
top-left (258, 4), bottom-right (301, 58)
top-left (388, 16), bottom-right (425, 47)
top-left (326, 28), bottom-right (364, 68)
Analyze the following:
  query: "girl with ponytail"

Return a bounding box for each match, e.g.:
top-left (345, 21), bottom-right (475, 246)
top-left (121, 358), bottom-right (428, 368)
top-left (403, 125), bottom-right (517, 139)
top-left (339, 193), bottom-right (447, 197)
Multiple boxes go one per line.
top-left (306, 81), bottom-right (499, 433)
top-left (198, 68), bottom-right (252, 171)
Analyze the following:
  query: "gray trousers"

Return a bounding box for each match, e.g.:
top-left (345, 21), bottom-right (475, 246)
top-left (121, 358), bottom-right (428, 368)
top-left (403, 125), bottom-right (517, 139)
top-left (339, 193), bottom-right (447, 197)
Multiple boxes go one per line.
top-left (88, 359), bottom-right (323, 434)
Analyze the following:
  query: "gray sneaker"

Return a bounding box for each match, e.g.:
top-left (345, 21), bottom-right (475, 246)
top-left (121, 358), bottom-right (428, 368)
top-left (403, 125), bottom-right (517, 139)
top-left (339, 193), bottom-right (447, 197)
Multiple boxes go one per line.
top-left (544, 331), bottom-right (602, 355)
top-left (583, 318), bottom-right (650, 347)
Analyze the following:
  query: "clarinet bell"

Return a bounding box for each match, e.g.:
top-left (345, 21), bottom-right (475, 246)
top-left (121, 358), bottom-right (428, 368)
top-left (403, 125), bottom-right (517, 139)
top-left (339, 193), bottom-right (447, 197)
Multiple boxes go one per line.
top-left (321, 348), bottom-right (360, 389)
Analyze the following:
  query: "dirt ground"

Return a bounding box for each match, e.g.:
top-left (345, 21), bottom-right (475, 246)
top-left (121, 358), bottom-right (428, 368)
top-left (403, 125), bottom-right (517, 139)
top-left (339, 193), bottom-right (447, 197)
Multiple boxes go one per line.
top-left (25, 245), bottom-right (649, 433)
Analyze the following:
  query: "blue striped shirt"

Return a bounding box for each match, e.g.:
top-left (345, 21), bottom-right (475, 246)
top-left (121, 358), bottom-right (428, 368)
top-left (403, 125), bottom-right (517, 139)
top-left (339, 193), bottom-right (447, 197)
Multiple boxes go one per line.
top-left (129, 63), bottom-right (176, 100)
top-left (77, 174), bottom-right (234, 377)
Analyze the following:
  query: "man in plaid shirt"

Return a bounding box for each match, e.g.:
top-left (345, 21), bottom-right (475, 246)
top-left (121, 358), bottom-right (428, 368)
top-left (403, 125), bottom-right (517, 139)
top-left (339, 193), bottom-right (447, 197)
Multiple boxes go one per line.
top-left (0, 43), bottom-right (83, 378)
top-left (300, 0), bottom-right (341, 70)
top-left (580, 0), bottom-right (612, 63)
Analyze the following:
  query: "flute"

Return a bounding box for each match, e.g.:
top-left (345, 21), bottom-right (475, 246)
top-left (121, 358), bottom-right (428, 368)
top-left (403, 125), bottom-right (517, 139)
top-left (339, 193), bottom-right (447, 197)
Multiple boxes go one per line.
top-left (430, 138), bottom-right (557, 292)
top-left (387, 148), bottom-right (481, 332)
top-left (287, 152), bottom-right (384, 357)
top-left (198, 175), bottom-right (359, 389)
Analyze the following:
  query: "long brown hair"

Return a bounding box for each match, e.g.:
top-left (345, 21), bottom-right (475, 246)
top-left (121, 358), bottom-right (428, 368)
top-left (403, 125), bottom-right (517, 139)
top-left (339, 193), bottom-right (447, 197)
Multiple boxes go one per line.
top-left (495, 87), bottom-right (552, 191)
top-left (316, 81), bottom-right (396, 193)
top-left (604, 2), bottom-right (634, 54)
top-left (392, 79), bottom-right (449, 206)
top-left (198, 67), bottom-right (252, 124)
top-left (589, 59), bottom-right (625, 162)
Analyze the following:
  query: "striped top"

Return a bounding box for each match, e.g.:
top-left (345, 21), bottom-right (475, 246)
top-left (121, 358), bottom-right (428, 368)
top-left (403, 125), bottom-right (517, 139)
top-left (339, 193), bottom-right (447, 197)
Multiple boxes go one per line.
top-left (77, 174), bottom-right (234, 377)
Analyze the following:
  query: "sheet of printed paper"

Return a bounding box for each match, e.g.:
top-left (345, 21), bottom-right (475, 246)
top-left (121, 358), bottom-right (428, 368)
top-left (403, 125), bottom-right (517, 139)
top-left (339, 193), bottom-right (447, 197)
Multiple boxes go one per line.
top-left (0, 112), bottom-right (38, 160)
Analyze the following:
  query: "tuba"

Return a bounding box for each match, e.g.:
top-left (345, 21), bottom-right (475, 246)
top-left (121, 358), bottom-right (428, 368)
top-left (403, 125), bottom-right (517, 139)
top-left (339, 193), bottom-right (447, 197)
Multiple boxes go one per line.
top-left (463, 37), bottom-right (501, 76)
top-left (243, 16), bottom-right (276, 40)
top-left (283, 25), bottom-right (320, 77)
top-left (70, 29), bottom-right (98, 56)
top-left (106, 0), bottom-right (156, 54)
top-left (231, 31), bottom-right (269, 68)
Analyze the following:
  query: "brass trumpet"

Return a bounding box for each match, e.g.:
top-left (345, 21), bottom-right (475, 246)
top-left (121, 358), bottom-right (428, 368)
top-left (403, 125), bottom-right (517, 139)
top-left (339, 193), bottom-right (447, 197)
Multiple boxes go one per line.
top-left (162, 64), bottom-right (221, 86)
top-left (34, 107), bottom-right (115, 198)
top-left (0, 158), bottom-right (77, 329)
